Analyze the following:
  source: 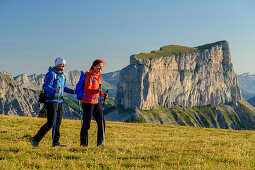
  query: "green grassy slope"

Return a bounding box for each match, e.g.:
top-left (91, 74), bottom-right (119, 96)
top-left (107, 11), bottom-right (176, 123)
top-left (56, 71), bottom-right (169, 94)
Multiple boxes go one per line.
top-left (63, 97), bottom-right (255, 130)
top-left (1, 115), bottom-right (255, 169)
top-left (136, 99), bottom-right (255, 130)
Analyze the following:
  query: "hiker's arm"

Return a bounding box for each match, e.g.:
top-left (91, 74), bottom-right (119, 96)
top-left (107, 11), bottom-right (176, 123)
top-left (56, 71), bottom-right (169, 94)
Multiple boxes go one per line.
top-left (64, 87), bottom-right (75, 94)
top-left (64, 79), bottom-right (75, 94)
top-left (84, 76), bottom-right (98, 94)
top-left (43, 72), bottom-right (57, 93)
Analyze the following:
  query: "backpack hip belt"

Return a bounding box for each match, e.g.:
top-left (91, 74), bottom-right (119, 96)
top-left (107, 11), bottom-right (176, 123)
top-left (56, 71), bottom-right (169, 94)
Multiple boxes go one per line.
top-left (47, 97), bottom-right (64, 100)
top-left (83, 96), bottom-right (98, 100)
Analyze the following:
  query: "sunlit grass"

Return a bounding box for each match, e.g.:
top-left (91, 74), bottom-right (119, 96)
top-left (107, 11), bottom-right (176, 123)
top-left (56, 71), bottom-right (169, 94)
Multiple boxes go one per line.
top-left (1, 115), bottom-right (255, 169)
top-left (134, 41), bottom-right (227, 59)
top-left (134, 45), bottom-right (198, 59)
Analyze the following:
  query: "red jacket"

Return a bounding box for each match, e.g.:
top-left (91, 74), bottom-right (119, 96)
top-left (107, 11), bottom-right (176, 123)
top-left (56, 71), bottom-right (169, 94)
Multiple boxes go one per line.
top-left (82, 70), bottom-right (105, 104)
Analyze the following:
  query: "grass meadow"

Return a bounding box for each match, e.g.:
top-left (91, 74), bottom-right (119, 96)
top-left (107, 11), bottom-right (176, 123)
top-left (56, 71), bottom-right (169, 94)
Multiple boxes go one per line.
top-left (1, 115), bottom-right (255, 169)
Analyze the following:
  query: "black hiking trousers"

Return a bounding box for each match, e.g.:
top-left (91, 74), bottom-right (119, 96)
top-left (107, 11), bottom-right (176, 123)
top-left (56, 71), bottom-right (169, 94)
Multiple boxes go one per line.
top-left (80, 103), bottom-right (105, 146)
top-left (33, 102), bottom-right (62, 144)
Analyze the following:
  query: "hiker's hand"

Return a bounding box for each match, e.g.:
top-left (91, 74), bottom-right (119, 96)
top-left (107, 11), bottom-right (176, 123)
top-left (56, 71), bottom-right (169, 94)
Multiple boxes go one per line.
top-left (55, 88), bottom-right (61, 93)
top-left (73, 90), bottom-right (76, 94)
top-left (104, 93), bottom-right (108, 99)
top-left (97, 88), bottom-right (102, 93)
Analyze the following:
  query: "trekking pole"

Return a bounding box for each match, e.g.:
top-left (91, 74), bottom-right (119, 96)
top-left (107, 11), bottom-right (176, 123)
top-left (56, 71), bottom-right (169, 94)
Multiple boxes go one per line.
top-left (101, 90), bottom-right (108, 147)
top-left (52, 94), bottom-right (60, 147)
top-left (79, 100), bottom-right (83, 125)
top-left (91, 126), bottom-right (98, 145)
top-left (99, 84), bottom-right (102, 104)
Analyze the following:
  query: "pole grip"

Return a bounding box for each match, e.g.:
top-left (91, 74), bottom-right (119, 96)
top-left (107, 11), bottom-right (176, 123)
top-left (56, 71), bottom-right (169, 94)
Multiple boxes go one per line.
top-left (99, 84), bottom-right (102, 93)
top-left (104, 90), bottom-right (109, 101)
top-left (99, 84), bottom-right (102, 102)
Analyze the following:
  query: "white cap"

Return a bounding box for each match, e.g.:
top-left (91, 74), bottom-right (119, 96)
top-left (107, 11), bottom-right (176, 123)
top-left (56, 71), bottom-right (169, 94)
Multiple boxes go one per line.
top-left (55, 57), bottom-right (66, 66)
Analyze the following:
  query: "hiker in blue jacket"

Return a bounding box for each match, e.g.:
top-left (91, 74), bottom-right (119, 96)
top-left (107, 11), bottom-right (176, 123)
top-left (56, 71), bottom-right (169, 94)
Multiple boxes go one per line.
top-left (30, 57), bottom-right (75, 147)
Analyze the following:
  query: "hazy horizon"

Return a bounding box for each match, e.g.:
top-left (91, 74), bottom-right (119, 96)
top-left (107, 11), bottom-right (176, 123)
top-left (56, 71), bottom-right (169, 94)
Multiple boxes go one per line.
top-left (1, 0), bottom-right (254, 76)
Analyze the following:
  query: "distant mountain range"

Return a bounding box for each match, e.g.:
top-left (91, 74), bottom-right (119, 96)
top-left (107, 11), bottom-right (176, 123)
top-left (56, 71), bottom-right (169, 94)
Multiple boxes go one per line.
top-left (0, 70), bottom-right (119, 119)
top-left (0, 71), bottom-right (83, 119)
top-left (2, 69), bottom-right (120, 119)
top-left (238, 73), bottom-right (255, 101)
top-left (14, 70), bottom-right (120, 98)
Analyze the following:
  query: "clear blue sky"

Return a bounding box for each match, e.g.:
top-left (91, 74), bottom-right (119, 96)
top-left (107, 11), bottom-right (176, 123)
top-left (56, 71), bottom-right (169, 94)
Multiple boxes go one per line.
top-left (0, 0), bottom-right (254, 76)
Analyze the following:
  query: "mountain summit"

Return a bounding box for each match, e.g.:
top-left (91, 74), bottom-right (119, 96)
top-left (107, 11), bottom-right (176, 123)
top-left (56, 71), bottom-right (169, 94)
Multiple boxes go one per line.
top-left (115, 40), bottom-right (241, 110)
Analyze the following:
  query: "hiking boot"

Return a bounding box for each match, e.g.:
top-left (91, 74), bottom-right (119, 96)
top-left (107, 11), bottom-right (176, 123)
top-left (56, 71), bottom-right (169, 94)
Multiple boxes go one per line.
top-left (53, 141), bottom-right (66, 147)
top-left (30, 137), bottom-right (39, 147)
top-left (97, 139), bottom-right (104, 147)
top-left (80, 142), bottom-right (88, 147)
top-left (97, 141), bottom-right (104, 147)
top-left (80, 140), bottom-right (88, 147)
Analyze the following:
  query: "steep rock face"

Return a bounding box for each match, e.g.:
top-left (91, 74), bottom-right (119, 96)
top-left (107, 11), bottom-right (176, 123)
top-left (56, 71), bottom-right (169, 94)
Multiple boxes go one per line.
top-left (0, 72), bottom-right (40, 116)
top-left (115, 41), bottom-right (242, 110)
top-left (14, 73), bottom-right (45, 90)
top-left (64, 70), bottom-right (81, 88)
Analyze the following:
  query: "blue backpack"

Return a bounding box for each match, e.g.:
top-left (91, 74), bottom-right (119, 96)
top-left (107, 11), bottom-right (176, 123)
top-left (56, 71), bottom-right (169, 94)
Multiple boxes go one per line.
top-left (76, 71), bottom-right (95, 100)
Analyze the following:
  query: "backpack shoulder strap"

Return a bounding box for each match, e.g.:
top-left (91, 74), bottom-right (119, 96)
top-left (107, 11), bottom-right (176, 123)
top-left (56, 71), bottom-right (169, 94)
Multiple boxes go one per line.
top-left (53, 71), bottom-right (66, 82)
top-left (62, 72), bottom-right (66, 81)
top-left (85, 73), bottom-right (95, 83)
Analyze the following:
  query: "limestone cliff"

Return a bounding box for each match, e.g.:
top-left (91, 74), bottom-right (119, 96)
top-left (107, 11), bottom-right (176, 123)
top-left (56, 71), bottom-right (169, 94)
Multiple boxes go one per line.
top-left (115, 41), bottom-right (242, 110)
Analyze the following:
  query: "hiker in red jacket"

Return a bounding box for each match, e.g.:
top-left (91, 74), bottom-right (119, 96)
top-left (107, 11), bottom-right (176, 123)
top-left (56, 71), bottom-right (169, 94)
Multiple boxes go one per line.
top-left (80, 59), bottom-right (108, 146)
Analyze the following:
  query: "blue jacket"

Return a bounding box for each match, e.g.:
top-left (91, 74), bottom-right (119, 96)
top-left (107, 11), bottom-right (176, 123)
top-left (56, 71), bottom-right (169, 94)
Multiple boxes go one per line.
top-left (43, 67), bottom-right (75, 103)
